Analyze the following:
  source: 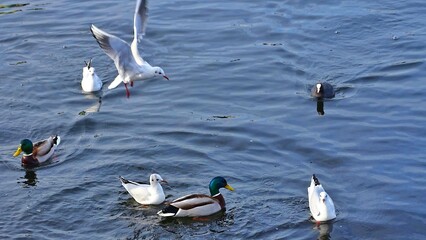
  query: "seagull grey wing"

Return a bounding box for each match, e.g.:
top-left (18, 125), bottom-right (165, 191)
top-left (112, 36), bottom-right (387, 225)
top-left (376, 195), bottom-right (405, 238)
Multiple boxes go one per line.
top-left (91, 25), bottom-right (133, 64)
top-left (134, 0), bottom-right (148, 42)
top-left (130, 0), bottom-right (148, 66)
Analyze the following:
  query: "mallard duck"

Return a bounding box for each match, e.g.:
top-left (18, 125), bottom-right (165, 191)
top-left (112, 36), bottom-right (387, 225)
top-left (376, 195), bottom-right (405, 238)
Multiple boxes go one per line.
top-left (308, 174), bottom-right (336, 222)
top-left (90, 0), bottom-right (169, 98)
top-left (119, 174), bottom-right (167, 205)
top-left (311, 82), bottom-right (335, 98)
top-left (13, 135), bottom-right (61, 168)
top-left (81, 59), bottom-right (103, 92)
top-left (157, 176), bottom-right (234, 217)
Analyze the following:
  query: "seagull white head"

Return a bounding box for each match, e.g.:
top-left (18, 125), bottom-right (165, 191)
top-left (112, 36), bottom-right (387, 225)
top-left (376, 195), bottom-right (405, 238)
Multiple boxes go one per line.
top-left (83, 67), bottom-right (96, 77)
top-left (153, 67), bottom-right (169, 80)
top-left (150, 173), bottom-right (167, 185)
top-left (316, 83), bottom-right (322, 94)
top-left (83, 59), bottom-right (96, 76)
top-left (320, 191), bottom-right (328, 203)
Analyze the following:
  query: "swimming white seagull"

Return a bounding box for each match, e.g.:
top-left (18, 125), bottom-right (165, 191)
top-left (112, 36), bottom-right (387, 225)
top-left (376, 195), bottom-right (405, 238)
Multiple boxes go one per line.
top-left (81, 58), bottom-right (103, 92)
top-left (119, 174), bottom-right (167, 205)
top-left (90, 0), bottom-right (169, 98)
top-left (308, 174), bottom-right (336, 222)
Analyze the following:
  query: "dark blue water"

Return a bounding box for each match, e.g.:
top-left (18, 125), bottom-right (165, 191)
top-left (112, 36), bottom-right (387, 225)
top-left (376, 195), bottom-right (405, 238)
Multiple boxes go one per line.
top-left (1, 0), bottom-right (425, 239)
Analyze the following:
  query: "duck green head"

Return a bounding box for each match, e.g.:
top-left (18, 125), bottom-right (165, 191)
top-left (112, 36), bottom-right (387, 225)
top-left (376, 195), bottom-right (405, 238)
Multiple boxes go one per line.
top-left (209, 176), bottom-right (234, 196)
top-left (13, 139), bottom-right (33, 157)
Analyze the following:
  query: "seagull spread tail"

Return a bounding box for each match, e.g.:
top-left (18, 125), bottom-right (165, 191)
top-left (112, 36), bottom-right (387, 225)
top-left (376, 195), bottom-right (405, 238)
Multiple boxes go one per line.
top-left (108, 75), bottom-right (123, 89)
top-left (312, 174), bottom-right (321, 186)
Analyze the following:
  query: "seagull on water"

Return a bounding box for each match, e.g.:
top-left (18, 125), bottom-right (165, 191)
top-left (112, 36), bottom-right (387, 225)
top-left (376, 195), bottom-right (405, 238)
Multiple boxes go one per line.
top-left (308, 174), bottom-right (336, 222)
top-left (90, 0), bottom-right (169, 98)
top-left (119, 174), bottom-right (167, 205)
top-left (81, 58), bottom-right (103, 93)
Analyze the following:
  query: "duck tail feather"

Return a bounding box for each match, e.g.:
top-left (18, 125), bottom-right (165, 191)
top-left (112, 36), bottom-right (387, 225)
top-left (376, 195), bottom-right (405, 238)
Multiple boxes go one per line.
top-left (157, 205), bottom-right (179, 217)
top-left (53, 135), bottom-right (61, 146)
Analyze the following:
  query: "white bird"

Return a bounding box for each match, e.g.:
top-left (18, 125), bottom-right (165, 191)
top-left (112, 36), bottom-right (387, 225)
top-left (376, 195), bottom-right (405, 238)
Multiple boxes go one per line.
top-left (81, 59), bottom-right (103, 92)
top-left (308, 174), bottom-right (336, 222)
top-left (119, 174), bottom-right (166, 205)
top-left (90, 0), bottom-right (169, 98)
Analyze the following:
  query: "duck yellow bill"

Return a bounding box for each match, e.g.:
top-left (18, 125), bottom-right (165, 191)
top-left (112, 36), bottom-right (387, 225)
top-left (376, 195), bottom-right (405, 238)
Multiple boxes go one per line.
top-left (225, 184), bottom-right (234, 191)
top-left (13, 146), bottom-right (22, 157)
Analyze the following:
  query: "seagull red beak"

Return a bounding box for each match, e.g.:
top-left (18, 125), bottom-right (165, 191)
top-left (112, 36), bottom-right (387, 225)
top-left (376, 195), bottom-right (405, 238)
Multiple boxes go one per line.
top-left (163, 75), bottom-right (169, 80)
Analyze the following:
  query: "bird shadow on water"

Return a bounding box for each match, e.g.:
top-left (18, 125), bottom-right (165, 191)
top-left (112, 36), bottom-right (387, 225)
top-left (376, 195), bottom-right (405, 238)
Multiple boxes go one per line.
top-left (312, 220), bottom-right (334, 240)
top-left (157, 210), bottom-right (235, 236)
top-left (315, 99), bottom-right (326, 116)
top-left (16, 156), bottom-right (62, 188)
top-left (117, 205), bottom-right (235, 239)
top-left (18, 169), bottom-right (38, 188)
top-left (78, 93), bottom-right (103, 116)
top-left (0, 152), bottom-right (61, 188)
top-left (312, 98), bottom-right (335, 116)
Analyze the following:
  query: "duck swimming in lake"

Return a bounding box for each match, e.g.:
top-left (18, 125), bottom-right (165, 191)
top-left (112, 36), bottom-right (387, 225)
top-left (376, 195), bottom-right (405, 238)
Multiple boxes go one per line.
top-left (157, 176), bottom-right (234, 218)
top-left (311, 82), bottom-right (335, 99)
top-left (308, 174), bottom-right (336, 222)
top-left (81, 59), bottom-right (103, 92)
top-left (13, 135), bottom-right (61, 168)
top-left (119, 174), bottom-right (167, 205)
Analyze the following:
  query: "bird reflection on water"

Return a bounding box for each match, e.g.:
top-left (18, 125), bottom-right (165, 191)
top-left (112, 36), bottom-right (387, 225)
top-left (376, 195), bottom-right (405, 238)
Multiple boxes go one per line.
top-left (79, 96), bottom-right (103, 115)
top-left (314, 221), bottom-right (333, 240)
top-left (316, 100), bottom-right (325, 115)
top-left (20, 170), bottom-right (38, 187)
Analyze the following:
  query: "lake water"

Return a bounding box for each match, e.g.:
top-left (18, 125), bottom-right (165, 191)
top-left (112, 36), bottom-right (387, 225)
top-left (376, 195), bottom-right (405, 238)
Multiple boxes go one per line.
top-left (1, 0), bottom-right (425, 239)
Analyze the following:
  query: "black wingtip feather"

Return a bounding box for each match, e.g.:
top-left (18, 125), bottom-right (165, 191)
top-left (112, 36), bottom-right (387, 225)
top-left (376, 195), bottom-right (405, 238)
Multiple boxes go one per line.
top-left (90, 25), bottom-right (103, 47)
top-left (119, 176), bottom-right (130, 184)
top-left (90, 25), bottom-right (112, 53)
top-left (312, 174), bottom-right (320, 186)
top-left (90, 26), bottom-right (99, 41)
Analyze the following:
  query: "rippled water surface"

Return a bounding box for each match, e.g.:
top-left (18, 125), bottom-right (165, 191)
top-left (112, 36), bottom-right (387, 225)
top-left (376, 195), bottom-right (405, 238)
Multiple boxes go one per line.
top-left (1, 0), bottom-right (426, 239)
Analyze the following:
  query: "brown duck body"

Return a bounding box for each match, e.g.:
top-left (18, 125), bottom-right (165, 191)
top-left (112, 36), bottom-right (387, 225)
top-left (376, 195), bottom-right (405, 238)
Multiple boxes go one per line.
top-left (21, 154), bottom-right (40, 168)
top-left (173, 193), bottom-right (226, 210)
top-left (157, 176), bottom-right (234, 218)
top-left (158, 192), bottom-right (229, 217)
top-left (15, 136), bottom-right (61, 168)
